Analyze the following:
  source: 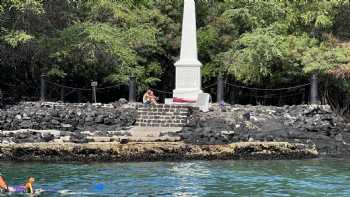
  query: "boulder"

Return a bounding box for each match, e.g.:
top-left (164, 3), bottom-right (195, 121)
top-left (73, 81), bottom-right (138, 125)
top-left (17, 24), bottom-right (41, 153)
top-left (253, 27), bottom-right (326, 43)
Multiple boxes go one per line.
top-left (19, 121), bottom-right (33, 129)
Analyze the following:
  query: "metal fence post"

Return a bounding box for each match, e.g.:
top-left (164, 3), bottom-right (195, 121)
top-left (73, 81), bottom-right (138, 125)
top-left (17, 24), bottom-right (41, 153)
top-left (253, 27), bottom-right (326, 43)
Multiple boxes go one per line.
top-left (77, 90), bottom-right (82, 103)
top-left (0, 89), bottom-right (3, 107)
top-left (310, 74), bottom-right (320, 104)
top-left (217, 74), bottom-right (224, 104)
top-left (129, 76), bottom-right (136, 103)
top-left (40, 74), bottom-right (47, 102)
top-left (91, 81), bottom-right (98, 103)
top-left (60, 88), bottom-right (65, 102)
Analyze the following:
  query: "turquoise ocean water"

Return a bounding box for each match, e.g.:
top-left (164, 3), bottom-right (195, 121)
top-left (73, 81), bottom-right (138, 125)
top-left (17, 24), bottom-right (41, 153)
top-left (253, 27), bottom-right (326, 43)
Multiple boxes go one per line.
top-left (1, 159), bottom-right (350, 196)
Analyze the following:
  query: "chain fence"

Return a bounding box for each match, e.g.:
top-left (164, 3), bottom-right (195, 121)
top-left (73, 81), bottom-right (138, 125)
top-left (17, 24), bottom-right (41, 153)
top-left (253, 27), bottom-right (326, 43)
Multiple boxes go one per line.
top-left (44, 79), bottom-right (127, 103)
top-left (0, 75), bottom-right (315, 106)
top-left (223, 82), bottom-right (311, 106)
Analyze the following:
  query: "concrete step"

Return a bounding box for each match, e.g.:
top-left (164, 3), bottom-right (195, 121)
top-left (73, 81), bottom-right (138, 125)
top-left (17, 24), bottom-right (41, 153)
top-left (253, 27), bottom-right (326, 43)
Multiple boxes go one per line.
top-left (137, 109), bottom-right (189, 113)
top-left (128, 126), bottom-right (182, 140)
top-left (137, 115), bottom-right (187, 121)
top-left (135, 122), bottom-right (186, 128)
top-left (136, 119), bottom-right (187, 124)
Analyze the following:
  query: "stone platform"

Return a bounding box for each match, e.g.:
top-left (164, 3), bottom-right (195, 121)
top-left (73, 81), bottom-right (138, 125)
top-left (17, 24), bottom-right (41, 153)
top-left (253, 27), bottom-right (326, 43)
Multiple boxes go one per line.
top-left (128, 127), bottom-right (182, 142)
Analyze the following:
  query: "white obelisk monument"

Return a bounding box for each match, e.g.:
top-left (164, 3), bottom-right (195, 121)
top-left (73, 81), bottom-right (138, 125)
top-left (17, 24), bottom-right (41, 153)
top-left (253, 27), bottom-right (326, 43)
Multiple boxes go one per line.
top-left (173, 0), bottom-right (202, 100)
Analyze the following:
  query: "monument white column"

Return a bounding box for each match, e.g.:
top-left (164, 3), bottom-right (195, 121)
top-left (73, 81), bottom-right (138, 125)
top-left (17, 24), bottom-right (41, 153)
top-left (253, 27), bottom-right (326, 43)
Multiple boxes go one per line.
top-left (173, 0), bottom-right (202, 100)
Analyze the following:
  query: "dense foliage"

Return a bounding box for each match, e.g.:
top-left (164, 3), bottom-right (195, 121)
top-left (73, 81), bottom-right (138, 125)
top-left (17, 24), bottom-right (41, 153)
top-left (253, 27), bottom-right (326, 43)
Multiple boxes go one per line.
top-left (0, 0), bottom-right (349, 112)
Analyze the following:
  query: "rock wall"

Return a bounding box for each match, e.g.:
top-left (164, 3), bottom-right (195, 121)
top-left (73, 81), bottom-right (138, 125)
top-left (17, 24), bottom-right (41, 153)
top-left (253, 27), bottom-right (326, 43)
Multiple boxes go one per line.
top-left (178, 104), bottom-right (350, 155)
top-left (0, 102), bottom-right (137, 132)
top-left (135, 104), bottom-right (190, 127)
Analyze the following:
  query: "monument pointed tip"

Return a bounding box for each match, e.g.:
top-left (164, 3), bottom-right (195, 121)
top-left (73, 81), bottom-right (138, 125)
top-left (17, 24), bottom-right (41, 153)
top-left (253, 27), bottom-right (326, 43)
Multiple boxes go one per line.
top-left (178, 0), bottom-right (199, 62)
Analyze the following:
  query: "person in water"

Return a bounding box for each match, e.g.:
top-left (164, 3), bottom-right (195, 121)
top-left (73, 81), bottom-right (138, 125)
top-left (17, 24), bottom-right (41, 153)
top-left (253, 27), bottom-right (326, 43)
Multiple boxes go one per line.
top-left (0, 175), bottom-right (9, 192)
top-left (25, 177), bottom-right (35, 194)
top-left (1, 176), bottom-right (35, 194)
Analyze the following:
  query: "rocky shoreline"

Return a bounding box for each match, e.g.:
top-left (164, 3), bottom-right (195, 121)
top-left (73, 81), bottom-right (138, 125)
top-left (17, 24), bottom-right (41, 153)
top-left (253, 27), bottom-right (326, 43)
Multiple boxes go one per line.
top-left (0, 142), bottom-right (318, 161)
top-left (178, 104), bottom-right (350, 156)
top-left (1, 102), bottom-right (350, 160)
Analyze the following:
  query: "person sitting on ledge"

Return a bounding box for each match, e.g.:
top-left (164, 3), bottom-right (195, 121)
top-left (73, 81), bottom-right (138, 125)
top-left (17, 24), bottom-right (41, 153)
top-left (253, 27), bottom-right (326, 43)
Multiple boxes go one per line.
top-left (143, 89), bottom-right (158, 106)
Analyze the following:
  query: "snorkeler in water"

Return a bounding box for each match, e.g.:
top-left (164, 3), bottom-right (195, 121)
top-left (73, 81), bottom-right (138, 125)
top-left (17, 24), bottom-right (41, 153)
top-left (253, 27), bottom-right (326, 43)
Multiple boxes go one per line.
top-left (25, 177), bottom-right (35, 194)
top-left (11, 177), bottom-right (35, 194)
top-left (0, 176), bottom-right (35, 194)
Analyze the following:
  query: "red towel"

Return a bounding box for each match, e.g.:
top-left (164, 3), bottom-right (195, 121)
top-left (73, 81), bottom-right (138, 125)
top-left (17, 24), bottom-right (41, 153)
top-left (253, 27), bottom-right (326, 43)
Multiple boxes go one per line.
top-left (173, 97), bottom-right (196, 103)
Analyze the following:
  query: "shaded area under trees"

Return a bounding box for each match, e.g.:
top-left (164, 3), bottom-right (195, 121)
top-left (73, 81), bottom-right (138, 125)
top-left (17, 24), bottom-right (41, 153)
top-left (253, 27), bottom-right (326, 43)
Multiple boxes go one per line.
top-left (0, 0), bottom-right (350, 116)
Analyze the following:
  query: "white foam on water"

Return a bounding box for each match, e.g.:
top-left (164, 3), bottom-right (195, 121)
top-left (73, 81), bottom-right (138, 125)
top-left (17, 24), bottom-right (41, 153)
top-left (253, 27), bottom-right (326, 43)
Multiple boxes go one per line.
top-left (57, 189), bottom-right (97, 196)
